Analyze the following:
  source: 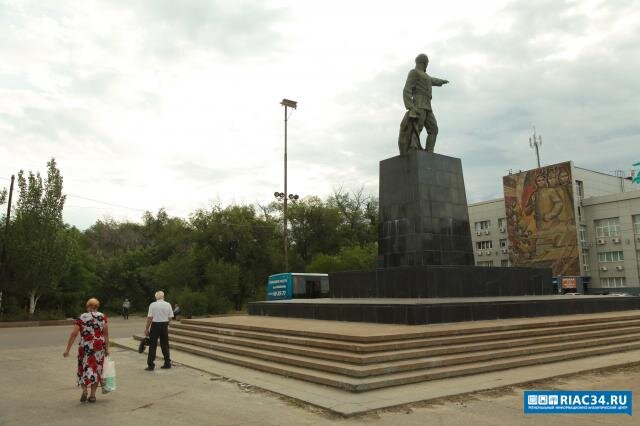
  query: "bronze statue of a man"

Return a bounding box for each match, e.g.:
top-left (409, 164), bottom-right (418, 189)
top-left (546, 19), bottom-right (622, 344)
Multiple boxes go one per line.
top-left (398, 54), bottom-right (449, 155)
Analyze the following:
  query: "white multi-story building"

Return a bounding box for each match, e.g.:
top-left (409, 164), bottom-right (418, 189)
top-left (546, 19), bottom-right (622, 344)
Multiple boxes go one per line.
top-left (468, 162), bottom-right (640, 295)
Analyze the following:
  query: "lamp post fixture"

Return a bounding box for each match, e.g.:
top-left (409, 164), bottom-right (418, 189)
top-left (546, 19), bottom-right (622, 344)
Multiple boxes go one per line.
top-left (280, 98), bottom-right (297, 271)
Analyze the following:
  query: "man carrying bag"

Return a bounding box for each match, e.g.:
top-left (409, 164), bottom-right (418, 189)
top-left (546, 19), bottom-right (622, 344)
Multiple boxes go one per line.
top-left (144, 290), bottom-right (174, 370)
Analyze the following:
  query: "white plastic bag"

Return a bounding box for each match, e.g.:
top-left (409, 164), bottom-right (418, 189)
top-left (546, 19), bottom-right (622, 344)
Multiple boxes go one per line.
top-left (102, 356), bottom-right (116, 392)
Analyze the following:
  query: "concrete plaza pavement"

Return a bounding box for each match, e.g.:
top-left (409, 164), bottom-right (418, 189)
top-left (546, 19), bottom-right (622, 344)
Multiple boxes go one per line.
top-left (1, 321), bottom-right (639, 425)
top-left (0, 315), bottom-right (148, 349)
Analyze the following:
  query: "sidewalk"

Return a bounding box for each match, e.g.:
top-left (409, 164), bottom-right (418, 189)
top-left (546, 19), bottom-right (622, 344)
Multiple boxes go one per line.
top-left (1, 342), bottom-right (637, 425)
top-left (113, 336), bottom-right (640, 416)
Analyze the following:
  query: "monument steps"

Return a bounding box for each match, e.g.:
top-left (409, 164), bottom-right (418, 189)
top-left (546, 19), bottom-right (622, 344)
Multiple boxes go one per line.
top-left (171, 316), bottom-right (640, 354)
top-left (129, 313), bottom-right (640, 391)
top-left (179, 313), bottom-right (640, 343)
top-left (133, 334), bottom-right (640, 392)
top-left (150, 330), bottom-right (640, 377)
top-left (352, 341), bottom-right (640, 392)
top-left (167, 322), bottom-right (640, 365)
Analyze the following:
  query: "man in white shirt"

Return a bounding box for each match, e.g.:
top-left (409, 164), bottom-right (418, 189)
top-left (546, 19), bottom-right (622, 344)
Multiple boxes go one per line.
top-left (144, 291), bottom-right (174, 370)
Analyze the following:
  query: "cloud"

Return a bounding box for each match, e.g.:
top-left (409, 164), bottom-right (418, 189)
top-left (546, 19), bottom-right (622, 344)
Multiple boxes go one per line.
top-left (125, 0), bottom-right (287, 60)
top-left (1, 0), bottom-right (639, 229)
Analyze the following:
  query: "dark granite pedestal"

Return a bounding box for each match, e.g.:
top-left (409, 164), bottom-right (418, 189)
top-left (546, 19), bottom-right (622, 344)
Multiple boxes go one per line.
top-left (248, 296), bottom-right (640, 325)
top-left (379, 151), bottom-right (474, 267)
top-left (329, 265), bottom-right (553, 298)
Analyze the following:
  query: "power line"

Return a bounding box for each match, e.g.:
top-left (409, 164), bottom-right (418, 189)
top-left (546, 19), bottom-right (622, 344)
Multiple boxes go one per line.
top-left (65, 194), bottom-right (148, 213)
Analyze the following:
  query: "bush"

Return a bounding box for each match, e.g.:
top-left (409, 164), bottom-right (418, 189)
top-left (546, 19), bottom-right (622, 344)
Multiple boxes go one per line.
top-left (176, 289), bottom-right (209, 317)
top-left (0, 309), bottom-right (67, 322)
top-left (203, 285), bottom-right (232, 314)
top-left (306, 243), bottom-right (377, 273)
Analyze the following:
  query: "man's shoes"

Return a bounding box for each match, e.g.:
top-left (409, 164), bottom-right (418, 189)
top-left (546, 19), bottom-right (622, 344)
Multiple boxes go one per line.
top-left (145, 366), bottom-right (154, 371)
top-left (161, 364), bottom-right (172, 369)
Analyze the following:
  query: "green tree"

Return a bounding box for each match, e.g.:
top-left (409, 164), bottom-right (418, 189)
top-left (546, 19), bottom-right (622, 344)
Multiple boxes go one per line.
top-left (306, 243), bottom-right (377, 273)
top-left (190, 204), bottom-right (281, 308)
top-left (328, 188), bottom-right (378, 247)
top-left (285, 196), bottom-right (342, 267)
top-left (6, 159), bottom-right (76, 314)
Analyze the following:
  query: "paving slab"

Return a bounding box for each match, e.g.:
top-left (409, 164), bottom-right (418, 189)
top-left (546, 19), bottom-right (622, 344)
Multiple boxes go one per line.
top-left (113, 336), bottom-right (640, 416)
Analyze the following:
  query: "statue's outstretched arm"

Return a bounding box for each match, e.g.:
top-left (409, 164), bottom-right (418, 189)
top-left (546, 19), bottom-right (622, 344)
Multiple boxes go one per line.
top-left (430, 77), bottom-right (449, 86)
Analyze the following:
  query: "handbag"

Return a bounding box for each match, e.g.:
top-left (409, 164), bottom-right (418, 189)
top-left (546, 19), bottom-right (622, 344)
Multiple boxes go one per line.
top-left (102, 356), bottom-right (117, 392)
top-left (138, 336), bottom-right (150, 353)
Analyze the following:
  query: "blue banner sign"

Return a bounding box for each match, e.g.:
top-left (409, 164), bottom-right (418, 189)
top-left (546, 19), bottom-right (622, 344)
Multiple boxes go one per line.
top-left (524, 390), bottom-right (632, 415)
top-left (267, 273), bottom-right (292, 300)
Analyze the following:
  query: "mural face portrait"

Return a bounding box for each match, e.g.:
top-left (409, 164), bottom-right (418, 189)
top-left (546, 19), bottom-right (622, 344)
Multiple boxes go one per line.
top-left (502, 161), bottom-right (579, 276)
top-left (558, 169), bottom-right (570, 185)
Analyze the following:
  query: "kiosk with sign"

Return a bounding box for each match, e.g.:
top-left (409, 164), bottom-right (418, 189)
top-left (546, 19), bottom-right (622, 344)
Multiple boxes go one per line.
top-left (267, 273), bottom-right (329, 301)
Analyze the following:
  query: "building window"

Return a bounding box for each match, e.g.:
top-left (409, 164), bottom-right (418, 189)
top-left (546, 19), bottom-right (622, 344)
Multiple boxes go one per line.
top-left (476, 240), bottom-right (492, 250)
top-left (579, 225), bottom-right (587, 243)
top-left (499, 239), bottom-right (507, 248)
top-left (597, 251), bottom-right (624, 262)
top-left (581, 248), bottom-right (589, 269)
top-left (576, 180), bottom-right (584, 200)
top-left (578, 206), bottom-right (583, 222)
top-left (500, 259), bottom-right (509, 267)
top-left (633, 215), bottom-right (640, 235)
top-left (477, 260), bottom-right (494, 267)
top-left (595, 217), bottom-right (621, 238)
top-left (600, 277), bottom-right (626, 288)
top-left (475, 220), bottom-right (491, 231)
top-left (497, 218), bottom-right (506, 229)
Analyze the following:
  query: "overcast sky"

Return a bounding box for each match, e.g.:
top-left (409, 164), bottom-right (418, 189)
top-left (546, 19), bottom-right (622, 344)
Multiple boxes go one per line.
top-left (1, 0), bottom-right (639, 229)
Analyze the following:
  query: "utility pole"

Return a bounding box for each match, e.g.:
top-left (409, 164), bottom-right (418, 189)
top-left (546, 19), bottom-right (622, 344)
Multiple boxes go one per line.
top-left (529, 127), bottom-right (542, 168)
top-left (280, 99), bottom-right (297, 272)
top-left (0, 175), bottom-right (15, 318)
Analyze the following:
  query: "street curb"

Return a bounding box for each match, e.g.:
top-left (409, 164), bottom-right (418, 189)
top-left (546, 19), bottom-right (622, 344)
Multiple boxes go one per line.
top-left (0, 319), bottom-right (74, 328)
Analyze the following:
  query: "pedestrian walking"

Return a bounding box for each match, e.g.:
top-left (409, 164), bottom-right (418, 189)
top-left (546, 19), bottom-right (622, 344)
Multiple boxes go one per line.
top-left (144, 291), bottom-right (173, 370)
top-left (63, 298), bottom-right (109, 403)
top-left (122, 298), bottom-right (131, 320)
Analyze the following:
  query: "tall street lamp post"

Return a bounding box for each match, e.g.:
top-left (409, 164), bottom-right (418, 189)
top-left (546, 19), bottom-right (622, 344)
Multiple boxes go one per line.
top-left (280, 98), bottom-right (297, 271)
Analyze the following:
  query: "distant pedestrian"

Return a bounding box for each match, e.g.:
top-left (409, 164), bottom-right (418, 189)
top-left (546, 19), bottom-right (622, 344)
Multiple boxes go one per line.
top-left (144, 291), bottom-right (173, 370)
top-left (63, 298), bottom-right (109, 403)
top-left (122, 298), bottom-right (131, 320)
top-left (172, 303), bottom-right (181, 320)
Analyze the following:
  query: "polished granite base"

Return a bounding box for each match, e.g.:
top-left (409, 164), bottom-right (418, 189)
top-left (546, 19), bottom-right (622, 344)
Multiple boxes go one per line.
top-left (247, 296), bottom-right (640, 325)
top-left (378, 152), bottom-right (475, 268)
top-left (329, 265), bottom-right (553, 298)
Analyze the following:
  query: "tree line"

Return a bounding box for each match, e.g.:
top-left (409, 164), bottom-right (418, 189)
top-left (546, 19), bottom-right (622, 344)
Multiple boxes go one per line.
top-left (0, 159), bottom-right (378, 319)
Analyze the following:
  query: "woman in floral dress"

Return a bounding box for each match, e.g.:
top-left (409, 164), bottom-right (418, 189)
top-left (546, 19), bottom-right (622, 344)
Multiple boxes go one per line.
top-left (63, 298), bottom-right (110, 403)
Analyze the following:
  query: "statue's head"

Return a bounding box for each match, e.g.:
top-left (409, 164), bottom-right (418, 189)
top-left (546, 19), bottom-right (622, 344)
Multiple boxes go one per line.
top-left (415, 53), bottom-right (429, 70)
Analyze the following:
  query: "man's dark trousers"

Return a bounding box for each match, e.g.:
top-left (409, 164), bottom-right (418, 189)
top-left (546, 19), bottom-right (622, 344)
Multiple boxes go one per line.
top-left (147, 321), bottom-right (171, 368)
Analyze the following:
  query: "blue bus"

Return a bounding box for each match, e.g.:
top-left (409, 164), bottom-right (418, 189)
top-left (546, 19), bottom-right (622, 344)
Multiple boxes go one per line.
top-left (267, 273), bottom-right (329, 301)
